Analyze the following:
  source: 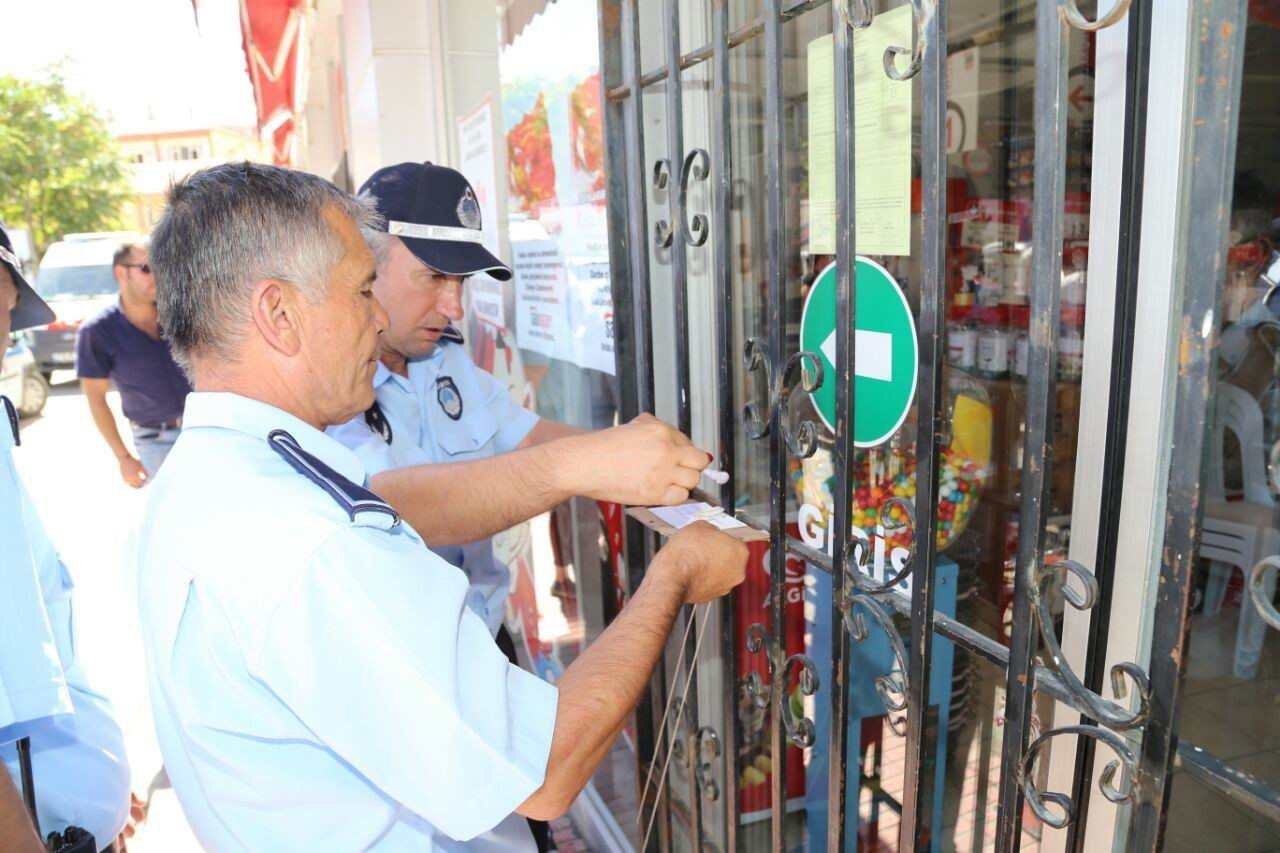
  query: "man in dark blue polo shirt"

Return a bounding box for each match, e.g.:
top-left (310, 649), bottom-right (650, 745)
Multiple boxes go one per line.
top-left (76, 242), bottom-right (191, 487)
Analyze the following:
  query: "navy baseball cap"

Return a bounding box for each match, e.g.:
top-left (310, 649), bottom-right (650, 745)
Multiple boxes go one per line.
top-left (359, 162), bottom-right (512, 282)
top-left (0, 224), bottom-right (53, 331)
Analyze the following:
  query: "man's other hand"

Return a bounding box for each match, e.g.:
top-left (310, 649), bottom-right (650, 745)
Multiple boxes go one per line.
top-left (658, 521), bottom-right (748, 604)
top-left (561, 413), bottom-right (709, 506)
top-left (119, 455), bottom-right (148, 488)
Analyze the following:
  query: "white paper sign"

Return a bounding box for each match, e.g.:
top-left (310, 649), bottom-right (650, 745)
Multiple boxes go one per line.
top-left (456, 99), bottom-right (502, 253)
top-left (650, 502), bottom-right (746, 531)
top-left (468, 275), bottom-right (506, 330)
top-left (513, 240), bottom-right (574, 360)
top-left (566, 262), bottom-right (616, 375)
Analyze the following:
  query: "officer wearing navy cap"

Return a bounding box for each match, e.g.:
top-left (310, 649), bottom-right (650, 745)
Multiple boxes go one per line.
top-left (0, 224), bottom-right (133, 851)
top-left (330, 162), bottom-right (712, 646)
top-left (135, 161), bottom-right (745, 851)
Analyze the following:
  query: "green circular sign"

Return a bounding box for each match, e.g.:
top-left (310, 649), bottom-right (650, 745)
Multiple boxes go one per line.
top-left (799, 257), bottom-right (918, 447)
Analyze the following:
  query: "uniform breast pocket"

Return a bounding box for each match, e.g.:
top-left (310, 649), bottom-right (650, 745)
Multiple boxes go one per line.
top-left (431, 407), bottom-right (500, 458)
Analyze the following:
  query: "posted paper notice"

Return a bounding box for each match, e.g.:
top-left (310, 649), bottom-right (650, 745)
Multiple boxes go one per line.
top-left (513, 240), bottom-right (574, 361)
top-left (649, 502), bottom-right (747, 532)
top-left (807, 5), bottom-right (914, 257)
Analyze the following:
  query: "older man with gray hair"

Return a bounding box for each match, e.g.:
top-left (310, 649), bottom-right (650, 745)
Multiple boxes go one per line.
top-left (133, 162), bottom-right (747, 851)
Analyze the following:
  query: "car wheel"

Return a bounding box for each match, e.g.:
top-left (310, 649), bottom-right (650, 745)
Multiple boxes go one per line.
top-left (19, 371), bottom-right (49, 418)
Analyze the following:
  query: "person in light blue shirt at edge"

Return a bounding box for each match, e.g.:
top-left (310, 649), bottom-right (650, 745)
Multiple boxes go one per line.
top-left (135, 162), bottom-right (747, 851)
top-left (0, 225), bottom-right (132, 852)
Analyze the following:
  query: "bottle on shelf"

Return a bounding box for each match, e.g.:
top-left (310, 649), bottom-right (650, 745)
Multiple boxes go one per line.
top-left (975, 307), bottom-right (1010, 380)
top-left (1058, 321), bottom-right (1084, 382)
top-left (1007, 303), bottom-right (1030, 382)
top-left (948, 291), bottom-right (978, 371)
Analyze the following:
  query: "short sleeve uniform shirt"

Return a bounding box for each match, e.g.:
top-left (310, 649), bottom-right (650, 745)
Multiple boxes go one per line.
top-left (328, 342), bottom-right (538, 636)
top-left (0, 397), bottom-right (131, 846)
top-left (134, 392), bottom-right (556, 851)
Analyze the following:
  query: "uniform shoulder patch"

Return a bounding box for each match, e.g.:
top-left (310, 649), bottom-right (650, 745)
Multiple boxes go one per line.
top-left (267, 429), bottom-right (399, 529)
top-left (1, 395), bottom-right (19, 446)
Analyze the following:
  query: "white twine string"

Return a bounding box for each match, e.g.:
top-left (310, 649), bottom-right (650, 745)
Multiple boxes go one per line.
top-left (635, 604), bottom-right (698, 816)
top-left (638, 603), bottom-right (713, 852)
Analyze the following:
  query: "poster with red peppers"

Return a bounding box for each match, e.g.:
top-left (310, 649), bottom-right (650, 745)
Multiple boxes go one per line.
top-left (501, 0), bottom-right (614, 376)
top-left (569, 73), bottom-right (606, 199)
top-left (507, 92), bottom-right (558, 216)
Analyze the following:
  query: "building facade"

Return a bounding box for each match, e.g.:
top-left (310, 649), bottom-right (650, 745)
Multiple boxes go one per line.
top-left (234, 1), bottom-right (1280, 851)
top-left (114, 125), bottom-right (270, 232)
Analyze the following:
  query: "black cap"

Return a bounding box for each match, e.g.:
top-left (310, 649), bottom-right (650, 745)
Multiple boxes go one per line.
top-left (359, 162), bottom-right (512, 282)
top-left (0, 225), bottom-right (53, 331)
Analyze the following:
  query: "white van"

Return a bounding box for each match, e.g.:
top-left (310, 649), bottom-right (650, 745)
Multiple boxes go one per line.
top-left (28, 232), bottom-right (143, 377)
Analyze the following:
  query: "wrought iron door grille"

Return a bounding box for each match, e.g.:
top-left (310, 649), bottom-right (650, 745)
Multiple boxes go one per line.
top-left (593, 0), bottom-right (1280, 850)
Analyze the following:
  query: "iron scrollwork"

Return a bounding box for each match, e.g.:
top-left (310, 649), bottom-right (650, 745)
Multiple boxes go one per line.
top-left (842, 590), bottom-right (910, 735)
top-left (836, 0), bottom-right (873, 29)
top-left (679, 149), bottom-right (710, 247)
top-left (1059, 0), bottom-right (1131, 32)
top-left (669, 713), bottom-right (721, 801)
top-left (1249, 556), bottom-right (1280, 631)
top-left (842, 496), bottom-right (917, 595)
top-left (694, 726), bottom-right (721, 802)
top-left (740, 338), bottom-right (825, 457)
top-left (652, 159), bottom-right (673, 249)
top-left (1019, 724), bottom-right (1139, 829)
top-left (653, 151), bottom-right (712, 249)
top-left (744, 623), bottom-right (820, 748)
top-left (1032, 560), bottom-right (1151, 730)
top-left (883, 0), bottom-right (926, 81)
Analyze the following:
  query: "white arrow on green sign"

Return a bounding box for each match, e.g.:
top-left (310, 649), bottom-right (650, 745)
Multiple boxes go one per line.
top-left (799, 257), bottom-right (918, 447)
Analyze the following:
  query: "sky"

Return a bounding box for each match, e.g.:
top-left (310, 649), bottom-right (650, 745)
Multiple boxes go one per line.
top-left (0, 0), bottom-right (256, 132)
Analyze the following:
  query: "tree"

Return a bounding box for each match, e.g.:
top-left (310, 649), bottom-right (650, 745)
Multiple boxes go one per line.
top-left (0, 72), bottom-right (130, 260)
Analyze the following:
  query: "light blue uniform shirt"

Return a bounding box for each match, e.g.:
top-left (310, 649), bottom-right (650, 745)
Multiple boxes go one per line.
top-left (134, 392), bottom-right (556, 851)
top-left (0, 396), bottom-right (130, 849)
top-left (328, 342), bottom-right (539, 636)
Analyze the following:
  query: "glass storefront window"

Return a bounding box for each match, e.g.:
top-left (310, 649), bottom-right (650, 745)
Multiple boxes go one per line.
top-left (1155, 9), bottom-right (1280, 852)
top-left (578, 0), bottom-right (1280, 849)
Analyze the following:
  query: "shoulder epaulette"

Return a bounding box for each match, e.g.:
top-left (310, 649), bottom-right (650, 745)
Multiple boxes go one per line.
top-left (2, 395), bottom-right (19, 446)
top-left (267, 429), bottom-right (399, 530)
top-left (440, 325), bottom-right (465, 345)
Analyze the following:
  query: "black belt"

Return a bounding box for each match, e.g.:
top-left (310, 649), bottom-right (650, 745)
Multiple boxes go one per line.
top-left (132, 418), bottom-right (181, 431)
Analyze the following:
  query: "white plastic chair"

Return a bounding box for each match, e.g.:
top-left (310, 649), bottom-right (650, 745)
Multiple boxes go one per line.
top-left (1201, 383), bottom-right (1279, 679)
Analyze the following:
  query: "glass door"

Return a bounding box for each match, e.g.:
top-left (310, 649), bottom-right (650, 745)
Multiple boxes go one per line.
top-left (595, 0), bottom-right (1280, 851)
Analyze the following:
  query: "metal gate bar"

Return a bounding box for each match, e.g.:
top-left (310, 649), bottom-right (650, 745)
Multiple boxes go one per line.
top-left (900, 1), bottom-right (950, 847)
top-left (589, 1), bottom-right (1280, 850)
top-left (708, 1), bottom-right (738, 849)
top-left (995, 0), bottom-right (1071, 845)
top-left (760, 1), bottom-right (789, 847)
top-left (825, 2), bottom-right (859, 849)
top-left (658, 0), bottom-right (705, 846)
top-left (1067, 2), bottom-right (1152, 848)
top-left (1127, 0), bottom-right (1251, 847)
top-left (767, 504), bottom-right (1280, 821)
top-left (616, 3), bottom-right (670, 849)
top-left (605, 2), bottom-right (828, 101)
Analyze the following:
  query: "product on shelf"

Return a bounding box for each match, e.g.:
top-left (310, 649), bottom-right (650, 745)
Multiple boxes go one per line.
top-left (849, 447), bottom-right (988, 552)
top-left (976, 313), bottom-right (1010, 380)
top-left (948, 316), bottom-right (977, 369)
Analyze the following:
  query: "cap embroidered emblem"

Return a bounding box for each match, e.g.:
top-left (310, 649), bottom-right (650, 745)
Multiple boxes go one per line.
top-left (457, 187), bottom-right (482, 231)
